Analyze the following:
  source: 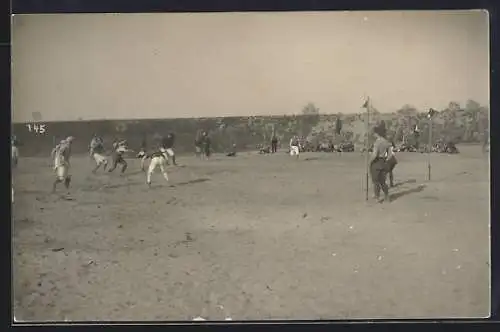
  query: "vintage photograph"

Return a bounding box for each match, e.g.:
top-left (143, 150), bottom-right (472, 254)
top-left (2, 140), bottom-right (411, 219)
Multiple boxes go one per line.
top-left (11, 11), bottom-right (490, 321)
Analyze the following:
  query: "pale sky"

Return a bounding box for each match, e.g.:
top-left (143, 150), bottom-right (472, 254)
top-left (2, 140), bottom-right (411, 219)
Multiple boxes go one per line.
top-left (12, 10), bottom-right (489, 123)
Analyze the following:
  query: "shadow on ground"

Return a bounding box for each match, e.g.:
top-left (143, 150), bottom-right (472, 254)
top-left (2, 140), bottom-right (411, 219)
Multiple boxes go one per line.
top-left (173, 178), bottom-right (211, 187)
top-left (392, 179), bottom-right (417, 188)
top-left (390, 184), bottom-right (426, 202)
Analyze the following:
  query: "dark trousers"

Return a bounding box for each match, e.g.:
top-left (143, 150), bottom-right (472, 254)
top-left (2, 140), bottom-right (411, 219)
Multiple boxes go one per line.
top-left (108, 154), bottom-right (127, 173)
top-left (370, 158), bottom-right (389, 198)
top-left (204, 144), bottom-right (211, 157)
top-left (271, 142), bottom-right (278, 153)
top-left (386, 156), bottom-right (398, 187)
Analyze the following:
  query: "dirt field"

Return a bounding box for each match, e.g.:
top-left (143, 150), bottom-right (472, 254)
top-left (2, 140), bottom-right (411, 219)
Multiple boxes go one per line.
top-left (12, 145), bottom-right (490, 321)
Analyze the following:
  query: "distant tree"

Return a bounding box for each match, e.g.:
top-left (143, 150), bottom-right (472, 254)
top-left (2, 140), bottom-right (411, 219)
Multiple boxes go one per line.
top-left (448, 101), bottom-right (462, 112)
top-left (465, 99), bottom-right (481, 112)
top-left (397, 104), bottom-right (418, 116)
top-left (302, 102), bottom-right (320, 116)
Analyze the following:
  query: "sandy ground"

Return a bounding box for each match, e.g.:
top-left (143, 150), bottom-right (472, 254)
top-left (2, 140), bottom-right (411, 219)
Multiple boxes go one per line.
top-left (12, 145), bottom-right (490, 321)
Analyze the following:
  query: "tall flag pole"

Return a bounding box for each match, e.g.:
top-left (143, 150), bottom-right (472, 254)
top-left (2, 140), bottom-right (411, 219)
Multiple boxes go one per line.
top-left (362, 96), bottom-right (371, 201)
top-left (427, 108), bottom-right (437, 181)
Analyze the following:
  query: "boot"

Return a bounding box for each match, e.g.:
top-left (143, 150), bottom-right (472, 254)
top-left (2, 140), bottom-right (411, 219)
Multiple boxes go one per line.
top-left (64, 176), bottom-right (71, 189)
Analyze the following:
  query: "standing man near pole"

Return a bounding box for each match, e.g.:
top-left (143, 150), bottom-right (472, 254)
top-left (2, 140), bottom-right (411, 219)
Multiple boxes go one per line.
top-left (370, 123), bottom-right (392, 203)
top-left (362, 96), bottom-right (371, 201)
top-left (427, 108), bottom-right (437, 181)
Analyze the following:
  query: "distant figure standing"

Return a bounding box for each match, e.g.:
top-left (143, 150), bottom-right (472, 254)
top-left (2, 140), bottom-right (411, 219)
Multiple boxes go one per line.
top-left (161, 133), bottom-right (177, 166)
top-left (11, 137), bottom-right (19, 168)
top-left (271, 135), bottom-right (278, 153)
top-left (226, 143), bottom-right (237, 157)
top-left (483, 129), bottom-right (489, 153)
top-left (413, 124), bottom-right (421, 150)
top-left (89, 134), bottom-right (108, 173)
top-left (52, 136), bottom-right (75, 193)
top-left (201, 132), bottom-right (211, 159)
top-left (289, 135), bottom-right (300, 159)
top-left (370, 125), bottom-right (392, 203)
top-left (194, 132), bottom-right (203, 159)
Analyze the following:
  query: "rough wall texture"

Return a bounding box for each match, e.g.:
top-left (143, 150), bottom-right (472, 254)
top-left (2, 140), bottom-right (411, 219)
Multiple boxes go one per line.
top-left (12, 107), bottom-right (489, 157)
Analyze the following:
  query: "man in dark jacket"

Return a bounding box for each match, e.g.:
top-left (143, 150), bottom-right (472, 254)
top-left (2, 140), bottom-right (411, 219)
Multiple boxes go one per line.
top-left (161, 133), bottom-right (177, 166)
top-left (370, 124), bottom-right (392, 203)
top-left (271, 135), bottom-right (278, 153)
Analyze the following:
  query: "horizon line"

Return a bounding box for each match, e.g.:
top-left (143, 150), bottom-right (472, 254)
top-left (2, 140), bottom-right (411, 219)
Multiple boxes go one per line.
top-left (12, 107), bottom-right (482, 124)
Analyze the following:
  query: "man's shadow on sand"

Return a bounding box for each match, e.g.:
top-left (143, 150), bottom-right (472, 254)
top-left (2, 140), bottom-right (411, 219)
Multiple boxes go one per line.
top-left (389, 179), bottom-right (426, 202)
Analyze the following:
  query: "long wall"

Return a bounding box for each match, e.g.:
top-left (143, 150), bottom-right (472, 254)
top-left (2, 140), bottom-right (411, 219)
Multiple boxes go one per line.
top-left (12, 115), bottom-right (322, 157)
top-left (12, 109), bottom-right (488, 157)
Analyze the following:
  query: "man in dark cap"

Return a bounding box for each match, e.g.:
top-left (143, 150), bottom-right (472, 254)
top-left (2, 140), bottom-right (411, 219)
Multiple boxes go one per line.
top-left (370, 123), bottom-right (392, 203)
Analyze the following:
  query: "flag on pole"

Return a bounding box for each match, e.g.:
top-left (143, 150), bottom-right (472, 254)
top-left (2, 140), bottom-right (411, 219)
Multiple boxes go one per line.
top-left (363, 96), bottom-right (371, 201)
top-left (362, 98), bottom-right (370, 109)
top-left (427, 108), bottom-right (437, 119)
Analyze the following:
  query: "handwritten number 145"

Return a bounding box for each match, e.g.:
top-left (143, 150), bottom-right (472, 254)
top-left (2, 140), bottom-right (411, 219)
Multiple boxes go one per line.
top-left (26, 123), bottom-right (46, 134)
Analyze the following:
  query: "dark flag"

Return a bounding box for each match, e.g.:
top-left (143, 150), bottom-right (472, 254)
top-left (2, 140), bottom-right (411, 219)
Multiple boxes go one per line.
top-left (427, 108), bottom-right (437, 119)
top-left (362, 99), bottom-right (369, 109)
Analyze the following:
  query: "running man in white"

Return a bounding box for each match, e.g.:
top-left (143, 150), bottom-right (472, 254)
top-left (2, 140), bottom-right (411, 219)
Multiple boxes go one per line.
top-left (289, 135), bottom-right (300, 159)
top-left (145, 149), bottom-right (169, 187)
top-left (89, 134), bottom-right (108, 173)
top-left (52, 136), bottom-right (75, 193)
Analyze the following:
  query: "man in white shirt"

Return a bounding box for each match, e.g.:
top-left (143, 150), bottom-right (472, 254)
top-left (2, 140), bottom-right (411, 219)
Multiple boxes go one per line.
top-left (145, 149), bottom-right (169, 187)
